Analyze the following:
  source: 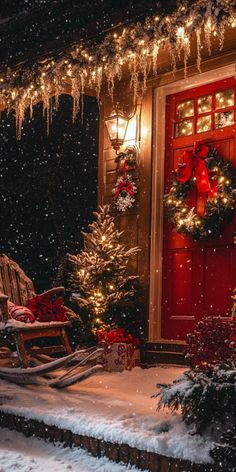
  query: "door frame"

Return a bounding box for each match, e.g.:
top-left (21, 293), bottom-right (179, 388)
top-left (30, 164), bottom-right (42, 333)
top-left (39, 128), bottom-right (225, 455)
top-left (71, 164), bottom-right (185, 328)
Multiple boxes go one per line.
top-left (149, 63), bottom-right (236, 342)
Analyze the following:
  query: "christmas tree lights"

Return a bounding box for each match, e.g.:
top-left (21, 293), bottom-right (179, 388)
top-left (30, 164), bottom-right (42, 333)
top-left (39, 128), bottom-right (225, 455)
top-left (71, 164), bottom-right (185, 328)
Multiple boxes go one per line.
top-left (68, 205), bottom-right (140, 330)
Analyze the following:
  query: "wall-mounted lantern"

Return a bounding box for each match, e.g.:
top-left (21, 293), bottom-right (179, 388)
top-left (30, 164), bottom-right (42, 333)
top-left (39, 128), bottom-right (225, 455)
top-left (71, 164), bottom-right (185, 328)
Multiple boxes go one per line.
top-left (105, 107), bottom-right (129, 153)
top-left (105, 105), bottom-right (139, 167)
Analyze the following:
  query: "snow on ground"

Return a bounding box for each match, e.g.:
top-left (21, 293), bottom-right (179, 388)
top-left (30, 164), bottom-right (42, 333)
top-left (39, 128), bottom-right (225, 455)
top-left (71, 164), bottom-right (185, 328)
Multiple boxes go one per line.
top-left (0, 427), bottom-right (143, 472)
top-left (0, 366), bottom-right (213, 464)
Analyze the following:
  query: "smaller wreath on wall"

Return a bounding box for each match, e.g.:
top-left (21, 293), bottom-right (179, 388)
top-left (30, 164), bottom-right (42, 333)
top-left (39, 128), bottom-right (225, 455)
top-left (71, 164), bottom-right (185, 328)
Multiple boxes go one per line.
top-left (164, 141), bottom-right (236, 241)
top-left (113, 172), bottom-right (137, 213)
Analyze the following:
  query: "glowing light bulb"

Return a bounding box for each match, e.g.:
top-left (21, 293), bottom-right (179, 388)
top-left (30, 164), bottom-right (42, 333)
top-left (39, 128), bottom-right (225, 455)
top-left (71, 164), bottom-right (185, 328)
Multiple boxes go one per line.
top-left (186, 17), bottom-right (193, 27)
top-left (176, 27), bottom-right (185, 39)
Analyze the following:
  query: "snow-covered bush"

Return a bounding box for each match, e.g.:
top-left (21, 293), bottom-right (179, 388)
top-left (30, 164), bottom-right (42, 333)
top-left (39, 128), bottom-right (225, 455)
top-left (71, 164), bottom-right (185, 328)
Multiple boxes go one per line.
top-left (185, 317), bottom-right (235, 369)
top-left (210, 428), bottom-right (236, 470)
top-left (154, 362), bottom-right (236, 436)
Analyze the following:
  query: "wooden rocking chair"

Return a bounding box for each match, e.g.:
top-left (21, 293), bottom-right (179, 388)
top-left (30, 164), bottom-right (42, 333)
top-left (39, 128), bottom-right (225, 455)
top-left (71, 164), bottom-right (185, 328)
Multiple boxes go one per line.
top-left (0, 254), bottom-right (73, 367)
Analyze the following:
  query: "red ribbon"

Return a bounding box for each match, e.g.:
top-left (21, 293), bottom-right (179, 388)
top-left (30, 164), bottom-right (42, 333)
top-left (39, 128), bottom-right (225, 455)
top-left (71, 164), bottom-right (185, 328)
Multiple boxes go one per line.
top-left (115, 160), bottom-right (135, 200)
top-left (177, 141), bottom-right (214, 195)
top-left (114, 178), bottom-right (135, 200)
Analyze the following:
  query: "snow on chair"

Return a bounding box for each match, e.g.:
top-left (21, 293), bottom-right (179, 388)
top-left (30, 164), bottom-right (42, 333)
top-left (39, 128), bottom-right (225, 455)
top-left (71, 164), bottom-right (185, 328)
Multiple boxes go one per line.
top-left (0, 254), bottom-right (73, 367)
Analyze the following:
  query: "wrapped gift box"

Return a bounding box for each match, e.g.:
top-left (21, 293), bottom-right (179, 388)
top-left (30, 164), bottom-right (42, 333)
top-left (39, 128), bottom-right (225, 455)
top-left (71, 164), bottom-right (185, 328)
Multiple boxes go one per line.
top-left (100, 342), bottom-right (140, 372)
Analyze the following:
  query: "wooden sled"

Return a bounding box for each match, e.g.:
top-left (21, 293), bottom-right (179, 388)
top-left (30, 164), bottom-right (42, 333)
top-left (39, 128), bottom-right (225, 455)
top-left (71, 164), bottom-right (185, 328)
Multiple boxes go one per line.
top-left (0, 347), bottom-right (104, 389)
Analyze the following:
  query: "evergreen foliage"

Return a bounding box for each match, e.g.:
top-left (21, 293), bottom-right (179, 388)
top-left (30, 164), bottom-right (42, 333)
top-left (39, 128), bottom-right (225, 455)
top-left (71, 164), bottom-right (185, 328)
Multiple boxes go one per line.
top-left (68, 205), bottom-right (142, 334)
top-left (154, 362), bottom-right (236, 436)
top-left (210, 428), bottom-right (236, 470)
top-left (165, 147), bottom-right (236, 240)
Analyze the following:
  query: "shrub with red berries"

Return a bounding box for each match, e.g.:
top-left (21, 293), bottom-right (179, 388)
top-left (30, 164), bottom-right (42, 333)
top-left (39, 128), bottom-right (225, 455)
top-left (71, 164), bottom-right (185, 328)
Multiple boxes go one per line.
top-left (185, 317), bottom-right (236, 369)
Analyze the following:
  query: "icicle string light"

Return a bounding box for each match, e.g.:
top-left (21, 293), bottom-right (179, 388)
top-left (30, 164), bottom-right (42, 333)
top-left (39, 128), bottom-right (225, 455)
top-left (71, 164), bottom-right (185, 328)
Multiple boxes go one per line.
top-left (0, 0), bottom-right (235, 138)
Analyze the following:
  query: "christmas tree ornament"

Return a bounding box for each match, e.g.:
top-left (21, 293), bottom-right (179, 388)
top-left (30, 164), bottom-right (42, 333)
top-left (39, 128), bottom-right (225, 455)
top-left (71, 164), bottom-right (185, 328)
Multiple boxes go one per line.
top-left (165, 141), bottom-right (236, 240)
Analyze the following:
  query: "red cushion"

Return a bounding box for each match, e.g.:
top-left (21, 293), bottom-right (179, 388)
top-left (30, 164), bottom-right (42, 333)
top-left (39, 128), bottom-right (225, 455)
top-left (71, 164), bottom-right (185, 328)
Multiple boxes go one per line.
top-left (10, 305), bottom-right (35, 324)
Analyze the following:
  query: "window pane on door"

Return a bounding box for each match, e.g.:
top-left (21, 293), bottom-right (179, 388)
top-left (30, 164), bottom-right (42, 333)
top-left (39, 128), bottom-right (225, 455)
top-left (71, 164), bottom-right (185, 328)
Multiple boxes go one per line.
top-left (175, 119), bottom-right (193, 137)
top-left (215, 89), bottom-right (234, 109)
top-left (197, 115), bottom-right (211, 133)
top-left (177, 100), bottom-right (194, 119)
top-left (215, 110), bottom-right (234, 129)
top-left (198, 95), bottom-right (212, 114)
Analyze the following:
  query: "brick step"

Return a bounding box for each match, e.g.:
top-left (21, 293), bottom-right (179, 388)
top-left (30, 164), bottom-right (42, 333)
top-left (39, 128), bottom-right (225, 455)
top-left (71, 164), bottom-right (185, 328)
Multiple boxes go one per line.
top-left (0, 410), bottom-right (219, 472)
top-left (142, 350), bottom-right (187, 366)
top-left (141, 342), bottom-right (187, 366)
top-left (143, 342), bottom-right (186, 353)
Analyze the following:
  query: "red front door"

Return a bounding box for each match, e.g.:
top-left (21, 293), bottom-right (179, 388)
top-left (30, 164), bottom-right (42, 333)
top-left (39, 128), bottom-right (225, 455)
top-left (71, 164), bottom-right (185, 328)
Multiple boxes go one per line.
top-left (162, 76), bottom-right (236, 341)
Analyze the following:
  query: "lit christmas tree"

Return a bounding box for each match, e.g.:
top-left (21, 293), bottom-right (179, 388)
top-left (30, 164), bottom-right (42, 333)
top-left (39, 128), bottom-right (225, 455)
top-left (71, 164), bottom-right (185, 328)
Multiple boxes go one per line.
top-left (68, 205), bottom-right (141, 332)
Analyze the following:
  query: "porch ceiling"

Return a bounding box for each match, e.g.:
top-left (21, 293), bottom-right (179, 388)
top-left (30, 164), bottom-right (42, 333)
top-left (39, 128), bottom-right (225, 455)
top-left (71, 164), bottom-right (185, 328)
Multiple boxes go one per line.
top-left (0, 0), bottom-right (176, 70)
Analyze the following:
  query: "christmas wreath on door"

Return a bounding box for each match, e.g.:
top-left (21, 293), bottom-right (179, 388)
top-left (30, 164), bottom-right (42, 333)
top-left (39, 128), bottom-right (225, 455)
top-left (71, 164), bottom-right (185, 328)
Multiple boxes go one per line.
top-left (164, 141), bottom-right (236, 240)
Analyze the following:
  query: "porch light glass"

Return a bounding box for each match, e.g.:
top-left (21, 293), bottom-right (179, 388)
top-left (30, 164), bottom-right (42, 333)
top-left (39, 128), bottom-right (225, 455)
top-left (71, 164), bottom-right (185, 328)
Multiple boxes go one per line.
top-left (105, 109), bottom-right (129, 152)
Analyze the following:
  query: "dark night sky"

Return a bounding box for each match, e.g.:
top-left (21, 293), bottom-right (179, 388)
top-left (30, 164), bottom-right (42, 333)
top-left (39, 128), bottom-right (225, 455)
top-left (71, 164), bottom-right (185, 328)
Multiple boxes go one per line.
top-left (0, 0), bottom-right (177, 68)
top-left (0, 0), bottom-right (163, 292)
top-left (0, 0), bottom-right (177, 290)
top-left (0, 95), bottom-right (99, 291)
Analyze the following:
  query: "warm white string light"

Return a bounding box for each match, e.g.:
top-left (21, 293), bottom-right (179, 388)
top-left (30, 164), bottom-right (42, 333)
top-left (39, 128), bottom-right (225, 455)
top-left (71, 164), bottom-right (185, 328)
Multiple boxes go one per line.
top-left (0, 0), bottom-right (235, 138)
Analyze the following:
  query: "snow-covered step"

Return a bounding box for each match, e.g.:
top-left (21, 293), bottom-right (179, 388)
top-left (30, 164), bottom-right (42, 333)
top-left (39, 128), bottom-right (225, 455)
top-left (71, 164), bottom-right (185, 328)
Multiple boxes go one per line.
top-left (141, 342), bottom-right (187, 366)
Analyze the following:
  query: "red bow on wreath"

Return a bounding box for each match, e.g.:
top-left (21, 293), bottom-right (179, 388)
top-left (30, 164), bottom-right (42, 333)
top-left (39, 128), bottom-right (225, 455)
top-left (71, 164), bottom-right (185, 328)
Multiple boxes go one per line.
top-left (176, 141), bottom-right (216, 197)
top-left (114, 162), bottom-right (135, 200)
top-left (114, 178), bottom-right (135, 200)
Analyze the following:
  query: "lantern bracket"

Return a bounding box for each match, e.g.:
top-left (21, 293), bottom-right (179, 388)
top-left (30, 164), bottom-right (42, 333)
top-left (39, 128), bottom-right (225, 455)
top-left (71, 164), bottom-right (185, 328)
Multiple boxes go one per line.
top-left (115, 144), bottom-right (139, 170)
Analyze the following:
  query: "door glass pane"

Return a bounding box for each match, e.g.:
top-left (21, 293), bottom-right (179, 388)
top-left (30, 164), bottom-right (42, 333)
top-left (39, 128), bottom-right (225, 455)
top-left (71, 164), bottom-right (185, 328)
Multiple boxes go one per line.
top-left (177, 100), bottom-right (194, 119)
top-left (197, 115), bottom-right (211, 133)
top-left (215, 89), bottom-right (234, 109)
top-left (175, 119), bottom-right (193, 137)
top-left (215, 110), bottom-right (234, 129)
top-left (198, 95), bottom-right (212, 114)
